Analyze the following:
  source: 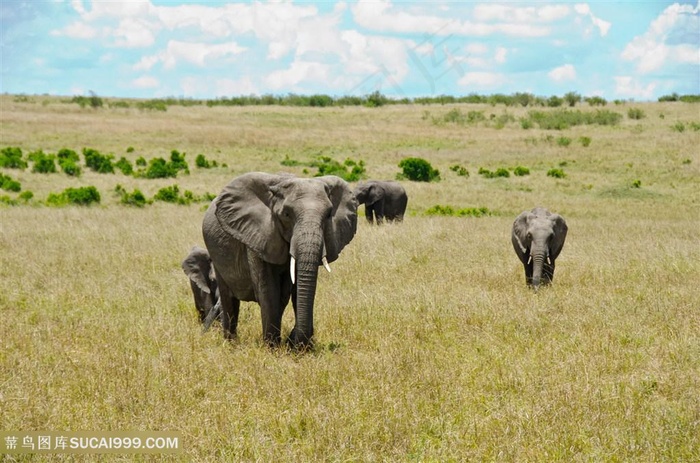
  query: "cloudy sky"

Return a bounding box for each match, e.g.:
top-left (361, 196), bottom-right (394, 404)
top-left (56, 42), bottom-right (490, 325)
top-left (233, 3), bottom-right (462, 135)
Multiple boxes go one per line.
top-left (1, 1), bottom-right (698, 100)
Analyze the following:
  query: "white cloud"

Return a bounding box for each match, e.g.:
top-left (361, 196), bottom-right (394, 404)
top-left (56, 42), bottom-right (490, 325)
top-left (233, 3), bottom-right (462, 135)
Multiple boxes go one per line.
top-left (457, 72), bottom-right (507, 88)
top-left (622, 2), bottom-right (699, 73)
top-left (51, 21), bottom-right (98, 39)
top-left (473, 4), bottom-right (569, 22)
top-left (132, 75), bottom-right (159, 89)
top-left (549, 64), bottom-right (576, 82)
top-left (216, 77), bottom-right (258, 96)
top-left (494, 47), bottom-right (507, 64)
top-left (574, 3), bottom-right (611, 37)
top-left (113, 18), bottom-right (156, 48)
top-left (265, 60), bottom-right (331, 90)
top-left (614, 76), bottom-right (656, 99)
top-left (141, 40), bottom-right (247, 70)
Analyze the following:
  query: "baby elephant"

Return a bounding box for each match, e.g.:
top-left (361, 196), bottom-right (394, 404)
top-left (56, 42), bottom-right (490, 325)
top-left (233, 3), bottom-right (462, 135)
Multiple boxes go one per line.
top-left (511, 207), bottom-right (568, 289)
top-left (181, 246), bottom-right (220, 329)
top-left (353, 180), bottom-right (408, 225)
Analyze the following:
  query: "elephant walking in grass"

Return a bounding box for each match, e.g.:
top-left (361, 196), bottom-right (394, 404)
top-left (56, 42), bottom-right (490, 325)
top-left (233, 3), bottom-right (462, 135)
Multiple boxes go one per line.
top-left (353, 180), bottom-right (407, 225)
top-left (202, 172), bottom-right (357, 348)
top-left (181, 246), bottom-right (219, 325)
top-left (511, 207), bottom-right (568, 290)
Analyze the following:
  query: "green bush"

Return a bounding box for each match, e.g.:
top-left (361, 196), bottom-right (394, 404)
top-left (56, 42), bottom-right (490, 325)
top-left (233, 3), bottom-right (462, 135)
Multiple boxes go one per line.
top-left (0, 195), bottom-right (17, 206)
top-left (579, 136), bottom-right (592, 147)
top-left (60, 159), bottom-right (82, 176)
top-left (527, 109), bottom-right (622, 130)
top-left (135, 156), bottom-right (147, 167)
top-left (557, 137), bottom-right (572, 147)
top-left (280, 155), bottom-right (302, 167)
top-left (115, 157), bottom-right (134, 175)
top-left (513, 166), bottom-right (530, 176)
top-left (153, 185), bottom-right (182, 203)
top-left (0, 173), bottom-right (21, 192)
top-left (478, 167), bottom-right (510, 179)
top-left (57, 148), bottom-right (79, 163)
top-left (196, 154), bottom-right (218, 168)
top-left (398, 157), bottom-right (440, 182)
top-left (47, 186), bottom-right (101, 206)
top-left (671, 122), bottom-right (686, 133)
top-left (449, 165), bottom-right (469, 177)
top-left (30, 150), bottom-right (57, 174)
top-left (547, 168), bottom-right (567, 179)
top-left (627, 108), bottom-right (646, 120)
top-left (19, 191), bottom-right (33, 202)
top-left (83, 148), bottom-right (114, 173)
top-left (126, 146), bottom-right (135, 153)
top-left (0, 146), bottom-right (27, 169)
top-left (425, 205), bottom-right (490, 217)
top-left (144, 158), bottom-right (176, 179)
top-left (310, 156), bottom-right (366, 182)
top-left (115, 185), bottom-right (147, 207)
top-left (169, 150), bottom-right (189, 174)
top-left (631, 179), bottom-right (642, 189)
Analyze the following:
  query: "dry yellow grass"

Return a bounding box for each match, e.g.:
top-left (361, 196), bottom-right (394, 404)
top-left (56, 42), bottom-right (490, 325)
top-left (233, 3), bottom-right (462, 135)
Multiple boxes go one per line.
top-left (1, 96), bottom-right (699, 461)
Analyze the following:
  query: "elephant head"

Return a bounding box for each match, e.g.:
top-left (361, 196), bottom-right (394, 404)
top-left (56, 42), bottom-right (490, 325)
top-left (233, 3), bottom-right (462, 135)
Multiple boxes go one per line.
top-left (181, 246), bottom-right (219, 323)
top-left (511, 207), bottom-right (568, 289)
top-left (353, 180), bottom-right (407, 224)
top-left (204, 172), bottom-right (357, 347)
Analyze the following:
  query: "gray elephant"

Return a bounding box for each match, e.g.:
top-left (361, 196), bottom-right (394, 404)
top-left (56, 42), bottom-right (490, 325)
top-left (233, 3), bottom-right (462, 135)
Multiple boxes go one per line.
top-left (353, 180), bottom-right (407, 224)
top-left (202, 172), bottom-right (357, 348)
top-left (511, 207), bottom-right (568, 289)
top-left (181, 246), bottom-right (219, 324)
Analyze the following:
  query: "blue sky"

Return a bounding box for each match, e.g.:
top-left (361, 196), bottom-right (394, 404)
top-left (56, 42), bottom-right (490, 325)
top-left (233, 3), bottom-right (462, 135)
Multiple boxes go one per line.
top-left (1, 1), bottom-right (698, 100)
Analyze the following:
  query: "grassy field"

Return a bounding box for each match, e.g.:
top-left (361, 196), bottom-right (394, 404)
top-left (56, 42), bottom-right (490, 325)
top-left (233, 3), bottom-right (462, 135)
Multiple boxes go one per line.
top-left (1, 96), bottom-right (699, 461)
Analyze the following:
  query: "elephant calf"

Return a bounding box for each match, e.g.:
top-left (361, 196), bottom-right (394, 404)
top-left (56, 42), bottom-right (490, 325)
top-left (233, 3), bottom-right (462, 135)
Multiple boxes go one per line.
top-left (511, 207), bottom-right (568, 289)
top-left (181, 246), bottom-right (220, 329)
top-left (353, 180), bottom-right (408, 225)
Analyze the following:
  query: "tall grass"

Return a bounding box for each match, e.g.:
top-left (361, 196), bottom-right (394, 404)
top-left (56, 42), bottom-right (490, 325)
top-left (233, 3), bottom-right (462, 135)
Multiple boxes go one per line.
top-left (1, 97), bottom-right (699, 461)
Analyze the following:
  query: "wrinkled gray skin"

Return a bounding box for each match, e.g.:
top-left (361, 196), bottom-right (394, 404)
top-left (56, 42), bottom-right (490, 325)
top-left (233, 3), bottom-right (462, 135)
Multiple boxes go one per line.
top-left (181, 246), bottom-right (219, 324)
top-left (511, 207), bottom-right (568, 290)
top-left (353, 180), bottom-right (407, 225)
top-left (202, 172), bottom-right (357, 348)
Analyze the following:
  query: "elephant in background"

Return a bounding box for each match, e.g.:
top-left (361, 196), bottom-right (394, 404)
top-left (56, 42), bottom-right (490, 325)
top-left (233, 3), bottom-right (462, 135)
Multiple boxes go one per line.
top-left (202, 172), bottom-right (357, 348)
top-left (511, 207), bottom-right (568, 290)
top-left (353, 180), bottom-right (407, 225)
top-left (181, 246), bottom-right (219, 325)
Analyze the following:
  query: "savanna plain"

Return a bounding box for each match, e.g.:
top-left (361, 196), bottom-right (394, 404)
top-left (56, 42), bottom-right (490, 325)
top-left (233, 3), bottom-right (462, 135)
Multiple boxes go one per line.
top-left (1, 95), bottom-right (699, 461)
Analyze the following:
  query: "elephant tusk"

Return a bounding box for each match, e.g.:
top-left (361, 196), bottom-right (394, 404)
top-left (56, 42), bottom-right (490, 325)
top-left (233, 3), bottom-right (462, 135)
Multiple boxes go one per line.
top-left (322, 256), bottom-right (331, 273)
top-left (290, 256), bottom-right (296, 284)
top-left (527, 255), bottom-right (532, 265)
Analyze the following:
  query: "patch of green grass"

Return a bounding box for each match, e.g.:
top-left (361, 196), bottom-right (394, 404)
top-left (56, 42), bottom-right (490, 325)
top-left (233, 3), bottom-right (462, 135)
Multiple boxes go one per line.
top-left (46, 186), bottom-right (101, 206)
top-left (513, 166), bottom-right (530, 176)
top-left (547, 168), bottom-right (566, 178)
top-left (424, 205), bottom-right (491, 217)
top-left (479, 167), bottom-right (510, 178)
top-left (449, 165), bottom-right (469, 177)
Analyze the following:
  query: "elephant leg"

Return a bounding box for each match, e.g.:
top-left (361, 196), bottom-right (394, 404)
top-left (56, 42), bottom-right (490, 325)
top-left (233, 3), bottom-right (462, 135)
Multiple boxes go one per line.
top-left (374, 201), bottom-right (385, 225)
top-left (365, 205), bottom-right (375, 224)
top-left (217, 278), bottom-right (240, 340)
top-left (247, 250), bottom-right (284, 347)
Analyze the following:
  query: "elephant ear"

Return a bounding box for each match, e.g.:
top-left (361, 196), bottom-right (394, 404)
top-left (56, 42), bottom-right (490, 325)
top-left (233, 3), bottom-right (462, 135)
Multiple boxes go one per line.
top-left (366, 182), bottom-right (385, 206)
top-left (548, 213), bottom-right (568, 260)
top-left (512, 211), bottom-right (532, 254)
top-left (317, 175), bottom-right (357, 263)
top-left (182, 246), bottom-right (212, 294)
top-left (214, 172), bottom-right (289, 265)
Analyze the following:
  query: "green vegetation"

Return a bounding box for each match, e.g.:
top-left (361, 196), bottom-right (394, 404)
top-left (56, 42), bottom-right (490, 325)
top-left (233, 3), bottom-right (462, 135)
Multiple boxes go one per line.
top-left (310, 156), bottom-right (366, 182)
top-left (513, 166), bottom-right (530, 176)
top-left (114, 157), bottom-right (134, 175)
top-left (478, 167), bottom-right (510, 178)
top-left (83, 147), bottom-right (115, 174)
top-left (0, 173), bottom-right (21, 192)
top-left (115, 184), bottom-right (147, 207)
top-left (0, 146), bottom-right (27, 169)
top-left (547, 168), bottom-right (567, 178)
top-left (627, 108), bottom-right (646, 120)
top-left (449, 165), bottom-right (469, 177)
top-left (195, 153), bottom-right (219, 168)
top-left (398, 157), bottom-right (440, 182)
top-left (29, 150), bottom-right (57, 174)
top-left (527, 109), bottom-right (623, 130)
top-left (46, 186), bottom-right (101, 206)
top-left (424, 205), bottom-right (491, 217)
top-left (579, 136), bottom-right (592, 147)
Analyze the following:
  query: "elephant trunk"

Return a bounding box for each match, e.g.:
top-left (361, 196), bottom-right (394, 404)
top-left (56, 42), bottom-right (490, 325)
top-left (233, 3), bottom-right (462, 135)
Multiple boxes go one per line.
top-left (531, 247), bottom-right (547, 289)
top-left (290, 225), bottom-right (324, 347)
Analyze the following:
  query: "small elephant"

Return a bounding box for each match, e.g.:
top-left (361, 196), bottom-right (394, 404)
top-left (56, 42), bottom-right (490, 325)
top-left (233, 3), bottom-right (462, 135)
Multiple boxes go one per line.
top-left (353, 180), bottom-right (407, 225)
top-left (202, 172), bottom-right (357, 348)
top-left (511, 207), bottom-right (568, 289)
top-left (181, 246), bottom-right (219, 325)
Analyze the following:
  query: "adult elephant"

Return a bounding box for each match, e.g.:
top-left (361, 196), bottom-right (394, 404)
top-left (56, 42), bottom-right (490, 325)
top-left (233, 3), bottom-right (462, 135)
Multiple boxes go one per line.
top-left (511, 207), bottom-right (568, 290)
top-left (353, 180), bottom-right (407, 224)
top-left (181, 246), bottom-right (219, 323)
top-left (202, 172), bottom-right (357, 348)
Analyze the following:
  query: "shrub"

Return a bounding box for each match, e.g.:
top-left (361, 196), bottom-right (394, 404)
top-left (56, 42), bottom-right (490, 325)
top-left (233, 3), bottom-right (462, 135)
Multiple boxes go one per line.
top-left (0, 146), bottom-right (27, 169)
top-left (547, 168), bottom-right (566, 178)
top-left (398, 157), bottom-right (440, 182)
top-left (527, 109), bottom-right (622, 130)
top-left (19, 191), bottom-right (33, 202)
top-left (115, 157), bottom-right (133, 175)
top-left (585, 96), bottom-right (607, 106)
top-left (126, 146), bottom-right (135, 153)
top-left (59, 159), bottom-right (82, 176)
top-left (478, 167), bottom-right (510, 178)
top-left (169, 150), bottom-right (189, 174)
top-left (310, 156), bottom-right (365, 182)
top-left (196, 154), bottom-right (219, 168)
top-left (627, 108), bottom-right (646, 120)
top-left (83, 148), bottom-right (114, 173)
top-left (631, 179), bottom-right (642, 189)
top-left (137, 99), bottom-right (168, 111)
top-left (135, 156), bottom-right (147, 167)
top-left (47, 186), bottom-right (100, 206)
top-left (557, 137), bottom-right (572, 147)
top-left (671, 122), bottom-right (686, 133)
top-left (153, 185), bottom-right (182, 203)
top-left (0, 195), bottom-right (17, 206)
top-left (579, 136), bottom-right (592, 147)
top-left (30, 150), bottom-right (57, 174)
top-left (115, 185), bottom-right (147, 207)
top-left (280, 155), bottom-right (302, 167)
top-left (425, 205), bottom-right (490, 217)
top-left (449, 165), bottom-right (469, 177)
top-left (0, 173), bottom-right (21, 192)
top-left (520, 118), bottom-right (534, 129)
top-left (563, 91), bottom-right (581, 107)
top-left (144, 158), bottom-right (176, 179)
top-left (513, 166), bottom-right (530, 176)
top-left (57, 148), bottom-right (79, 162)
